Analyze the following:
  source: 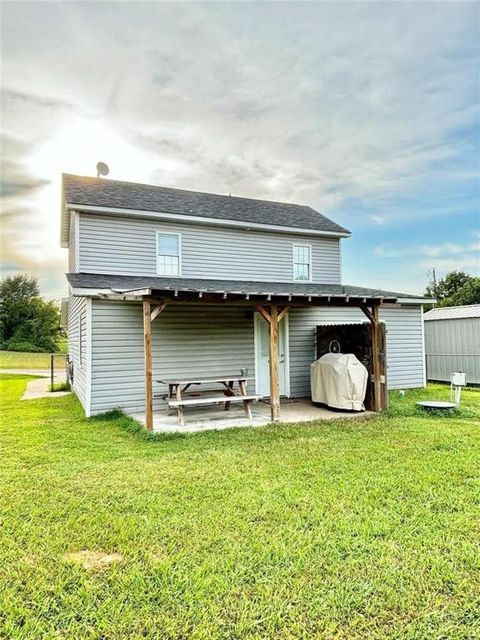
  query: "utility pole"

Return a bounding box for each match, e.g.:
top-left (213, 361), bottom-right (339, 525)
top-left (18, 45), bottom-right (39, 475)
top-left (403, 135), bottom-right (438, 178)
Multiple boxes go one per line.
top-left (432, 268), bottom-right (437, 307)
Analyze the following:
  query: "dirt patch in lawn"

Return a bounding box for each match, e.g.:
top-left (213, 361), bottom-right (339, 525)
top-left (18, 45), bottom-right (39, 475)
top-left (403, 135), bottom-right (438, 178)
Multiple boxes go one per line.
top-left (148, 549), bottom-right (170, 564)
top-left (63, 550), bottom-right (123, 571)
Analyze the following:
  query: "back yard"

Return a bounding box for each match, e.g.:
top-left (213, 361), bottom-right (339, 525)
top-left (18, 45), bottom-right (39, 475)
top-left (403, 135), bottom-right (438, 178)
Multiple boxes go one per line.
top-left (0, 374), bottom-right (479, 639)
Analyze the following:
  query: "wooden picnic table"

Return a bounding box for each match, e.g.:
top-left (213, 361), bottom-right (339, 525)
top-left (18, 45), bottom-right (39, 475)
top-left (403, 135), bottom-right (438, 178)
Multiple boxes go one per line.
top-left (157, 376), bottom-right (259, 426)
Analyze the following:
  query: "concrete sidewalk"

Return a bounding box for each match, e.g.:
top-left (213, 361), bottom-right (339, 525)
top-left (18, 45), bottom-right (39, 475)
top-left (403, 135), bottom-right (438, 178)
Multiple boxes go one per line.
top-left (1, 369), bottom-right (71, 400)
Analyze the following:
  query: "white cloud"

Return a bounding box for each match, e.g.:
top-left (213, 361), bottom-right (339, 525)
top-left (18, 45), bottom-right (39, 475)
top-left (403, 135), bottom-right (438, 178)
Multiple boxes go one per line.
top-left (375, 240), bottom-right (480, 259)
top-left (1, 2), bottom-right (478, 295)
top-left (420, 256), bottom-right (480, 271)
top-left (374, 236), bottom-right (480, 280)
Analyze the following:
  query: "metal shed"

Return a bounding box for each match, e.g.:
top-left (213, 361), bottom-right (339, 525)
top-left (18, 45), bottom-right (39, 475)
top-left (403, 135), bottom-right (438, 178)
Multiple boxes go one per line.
top-left (424, 304), bottom-right (480, 385)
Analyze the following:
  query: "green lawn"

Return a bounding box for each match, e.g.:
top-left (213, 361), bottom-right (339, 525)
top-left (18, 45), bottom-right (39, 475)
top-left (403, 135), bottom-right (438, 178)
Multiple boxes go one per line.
top-left (0, 350), bottom-right (67, 370)
top-left (1, 376), bottom-right (479, 639)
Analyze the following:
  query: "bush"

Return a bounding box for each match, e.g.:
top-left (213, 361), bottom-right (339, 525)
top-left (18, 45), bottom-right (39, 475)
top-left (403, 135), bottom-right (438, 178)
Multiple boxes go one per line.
top-left (1, 340), bottom-right (47, 353)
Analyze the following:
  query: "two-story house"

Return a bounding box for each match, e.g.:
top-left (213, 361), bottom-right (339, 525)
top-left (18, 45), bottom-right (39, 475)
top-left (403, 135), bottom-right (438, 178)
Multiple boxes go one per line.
top-left (61, 173), bottom-right (431, 428)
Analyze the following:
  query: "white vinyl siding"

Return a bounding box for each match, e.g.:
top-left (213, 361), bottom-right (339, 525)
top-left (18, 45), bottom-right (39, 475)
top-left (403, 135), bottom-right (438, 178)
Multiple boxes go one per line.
top-left (68, 212), bottom-right (79, 272)
top-left (293, 244), bottom-right (312, 282)
top-left (288, 305), bottom-right (425, 397)
top-left (86, 299), bottom-right (425, 416)
top-left (67, 295), bottom-right (88, 410)
top-left (79, 310), bottom-right (84, 366)
top-left (156, 232), bottom-right (181, 276)
top-left (89, 301), bottom-right (256, 415)
top-left (79, 214), bottom-right (342, 284)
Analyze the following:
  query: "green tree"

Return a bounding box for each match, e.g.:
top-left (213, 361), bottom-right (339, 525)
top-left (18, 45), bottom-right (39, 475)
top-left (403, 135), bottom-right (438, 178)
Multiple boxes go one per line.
top-left (0, 274), bottom-right (60, 352)
top-left (425, 270), bottom-right (478, 307)
top-left (450, 277), bottom-right (480, 306)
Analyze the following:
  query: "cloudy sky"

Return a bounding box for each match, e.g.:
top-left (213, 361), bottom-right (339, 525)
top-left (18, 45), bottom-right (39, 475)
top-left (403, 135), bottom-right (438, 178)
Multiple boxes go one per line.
top-left (1, 1), bottom-right (479, 299)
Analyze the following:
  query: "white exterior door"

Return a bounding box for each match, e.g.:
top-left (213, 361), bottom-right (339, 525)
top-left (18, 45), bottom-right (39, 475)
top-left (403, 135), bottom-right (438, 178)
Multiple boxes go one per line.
top-left (254, 313), bottom-right (289, 397)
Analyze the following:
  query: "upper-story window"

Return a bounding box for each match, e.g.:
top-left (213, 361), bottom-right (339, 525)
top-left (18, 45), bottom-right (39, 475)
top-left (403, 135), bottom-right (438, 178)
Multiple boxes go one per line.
top-left (292, 244), bottom-right (312, 281)
top-left (157, 232), bottom-right (181, 276)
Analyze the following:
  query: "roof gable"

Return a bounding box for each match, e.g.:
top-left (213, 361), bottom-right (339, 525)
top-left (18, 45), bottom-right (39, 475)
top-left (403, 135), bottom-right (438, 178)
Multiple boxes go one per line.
top-left (61, 173), bottom-right (350, 245)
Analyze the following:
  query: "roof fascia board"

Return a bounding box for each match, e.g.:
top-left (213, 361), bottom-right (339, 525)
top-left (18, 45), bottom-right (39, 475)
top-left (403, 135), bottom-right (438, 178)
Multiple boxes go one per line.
top-left (70, 285), bottom-right (399, 303)
top-left (70, 287), bottom-right (152, 298)
top-left (66, 203), bottom-right (351, 238)
top-left (397, 297), bottom-right (435, 305)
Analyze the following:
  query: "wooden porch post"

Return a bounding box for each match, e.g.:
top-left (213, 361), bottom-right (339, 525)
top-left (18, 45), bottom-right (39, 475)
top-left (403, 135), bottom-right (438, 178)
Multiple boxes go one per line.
top-left (269, 304), bottom-right (280, 422)
top-left (143, 299), bottom-right (153, 430)
top-left (371, 304), bottom-right (382, 412)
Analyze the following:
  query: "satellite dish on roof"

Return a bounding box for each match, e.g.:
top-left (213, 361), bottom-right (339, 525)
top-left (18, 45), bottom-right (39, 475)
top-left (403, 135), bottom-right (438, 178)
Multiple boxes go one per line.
top-left (96, 162), bottom-right (109, 178)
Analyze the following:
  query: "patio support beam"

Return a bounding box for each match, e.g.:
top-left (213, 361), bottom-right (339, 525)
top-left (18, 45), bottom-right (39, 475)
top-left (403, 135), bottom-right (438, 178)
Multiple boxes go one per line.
top-left (269, 304), bottom-right (280, 422)
top-left (143, 299), bottom-right (153, 431)
top-left (278, 306), bottom-right (290, 323)
top-left (360, 303), bottom-right (383, 412)
top-left (360, 304), bottom-right (374, 324)
top-left (255, 304), bottom-right (271, 324)
top-left (257, 303), bottom-right (289, 422)
top-left (151, 302), bottom-right (167, 322)
top-left (370, 304), bottom-right (382, 412)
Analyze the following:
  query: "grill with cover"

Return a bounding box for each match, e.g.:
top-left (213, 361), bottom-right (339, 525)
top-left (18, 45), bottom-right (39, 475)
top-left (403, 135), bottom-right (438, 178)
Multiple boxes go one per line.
top-left (310, 353), bottom-right (368, 411)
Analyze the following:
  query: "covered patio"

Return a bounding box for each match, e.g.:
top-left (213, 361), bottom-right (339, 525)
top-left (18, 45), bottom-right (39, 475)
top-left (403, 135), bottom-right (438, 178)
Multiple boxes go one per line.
top-left (69, 274), bottom-right (397, 430)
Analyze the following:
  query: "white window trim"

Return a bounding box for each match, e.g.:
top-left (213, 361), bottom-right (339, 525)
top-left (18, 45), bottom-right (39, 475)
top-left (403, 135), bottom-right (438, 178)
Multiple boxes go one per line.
top-left (156, 231), bottom-right (182, 277)
top-left (292, 243), bottom-right (312, 282)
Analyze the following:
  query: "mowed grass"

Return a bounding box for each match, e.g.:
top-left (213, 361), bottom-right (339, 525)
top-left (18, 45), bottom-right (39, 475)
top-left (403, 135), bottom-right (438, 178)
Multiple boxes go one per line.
top-left (0, 376), bottom-right (479, 639)
top-left (0, 350), bottom-right (67, 370)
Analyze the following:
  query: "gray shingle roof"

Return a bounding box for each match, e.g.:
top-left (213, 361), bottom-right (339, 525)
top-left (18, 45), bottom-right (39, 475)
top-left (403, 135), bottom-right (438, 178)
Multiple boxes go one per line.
top-left (67, 273), bottom-right (426, 302)
top-left (62, 174), bottom-right (350, 235)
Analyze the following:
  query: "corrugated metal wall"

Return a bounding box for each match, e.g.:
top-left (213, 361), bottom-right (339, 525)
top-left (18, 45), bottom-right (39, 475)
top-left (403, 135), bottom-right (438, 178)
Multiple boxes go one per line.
top-left (88, 300), bottom-right (425, 415)
top-left (425, 318), bottom-right (480, 384)
top-left (67, 295), bottom-right (88, 410)
top-left (79, 213), bottom-right (342, 284)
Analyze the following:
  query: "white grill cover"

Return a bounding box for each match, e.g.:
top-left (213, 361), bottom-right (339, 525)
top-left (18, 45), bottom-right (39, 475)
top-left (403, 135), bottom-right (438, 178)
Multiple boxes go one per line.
top-left (310, 353), bottom-right (368, 411)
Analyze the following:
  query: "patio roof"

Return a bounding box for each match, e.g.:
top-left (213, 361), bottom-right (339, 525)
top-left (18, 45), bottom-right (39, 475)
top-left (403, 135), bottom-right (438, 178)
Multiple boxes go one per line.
top-left (66, 272), bottom-right (404, 429)
top-left (67, 273), bottom-right (430, 304)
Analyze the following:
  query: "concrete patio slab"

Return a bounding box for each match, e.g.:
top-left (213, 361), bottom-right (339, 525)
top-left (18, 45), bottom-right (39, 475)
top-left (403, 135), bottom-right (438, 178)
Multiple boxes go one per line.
top-left (128, 398), bottom-right (374, 433)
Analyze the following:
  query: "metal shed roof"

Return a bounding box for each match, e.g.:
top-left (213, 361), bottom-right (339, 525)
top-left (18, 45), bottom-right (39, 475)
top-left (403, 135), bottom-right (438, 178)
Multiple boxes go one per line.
top-left (424, 304), bottom-right (480, 321)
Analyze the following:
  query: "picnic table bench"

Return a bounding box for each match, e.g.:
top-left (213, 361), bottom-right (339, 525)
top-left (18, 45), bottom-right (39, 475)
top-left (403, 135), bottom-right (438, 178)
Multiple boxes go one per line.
top-left (157, 376), bottom-right (262, 427)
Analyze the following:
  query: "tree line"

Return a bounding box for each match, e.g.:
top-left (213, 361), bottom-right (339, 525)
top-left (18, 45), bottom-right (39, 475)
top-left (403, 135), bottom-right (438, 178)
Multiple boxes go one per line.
top-left (424, 271), bottom-right (480, 308)
top-left (0, 275), bottom-right (62, 352)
